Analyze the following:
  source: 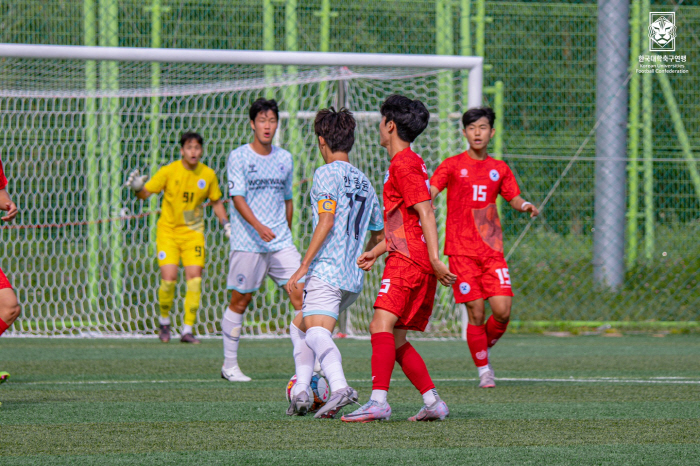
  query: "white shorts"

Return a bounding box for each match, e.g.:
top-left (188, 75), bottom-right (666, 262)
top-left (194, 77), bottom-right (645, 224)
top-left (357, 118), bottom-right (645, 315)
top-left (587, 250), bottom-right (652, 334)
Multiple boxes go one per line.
top-left (302, 276), bottom-right (360, 320)
top-left (227, 246), bottom-right (304, 293)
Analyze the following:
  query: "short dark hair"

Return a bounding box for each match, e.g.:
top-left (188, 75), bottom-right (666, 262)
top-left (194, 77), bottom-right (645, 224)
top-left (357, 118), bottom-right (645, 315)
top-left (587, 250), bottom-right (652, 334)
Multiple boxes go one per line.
top-left (249, 98), bottom-right (279, 121)
top-left (462, 107), bottom-right (496, 128)
top-left (314, 107), bottom-right (356, 153)
top-left (379, 94), bottom-right (429, 143)
top-left (180, 131), bottom-right (203, 147)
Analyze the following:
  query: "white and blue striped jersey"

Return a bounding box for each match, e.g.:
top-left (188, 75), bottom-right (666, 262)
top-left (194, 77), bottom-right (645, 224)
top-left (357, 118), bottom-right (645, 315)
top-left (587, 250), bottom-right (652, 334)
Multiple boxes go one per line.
top-left (308, 161), bottom-right (383, 293)
top-left (227, 144), bottom-right (294, 253)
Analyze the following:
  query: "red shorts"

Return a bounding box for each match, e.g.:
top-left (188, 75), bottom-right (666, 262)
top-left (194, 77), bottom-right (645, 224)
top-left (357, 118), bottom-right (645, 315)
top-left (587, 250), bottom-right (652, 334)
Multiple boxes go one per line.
top-left (0, 266), bottom-right (11, 290)
top-left (373, 254), bottom-right (437, 332)
top-left (449, 255), bottom-right (513, 303)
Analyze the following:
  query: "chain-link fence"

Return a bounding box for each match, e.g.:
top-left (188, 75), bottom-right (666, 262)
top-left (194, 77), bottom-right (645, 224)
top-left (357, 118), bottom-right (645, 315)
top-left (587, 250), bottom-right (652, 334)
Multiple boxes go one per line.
top-left (0, 1), bottom-right (698, 334)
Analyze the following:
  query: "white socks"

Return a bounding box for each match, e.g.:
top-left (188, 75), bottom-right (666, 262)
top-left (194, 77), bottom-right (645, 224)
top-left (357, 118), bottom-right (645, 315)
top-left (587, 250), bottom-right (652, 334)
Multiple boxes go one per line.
top-left (182, 324), bottom-right (193, 336)
top-left (222, 307), bottom-right (243, 369)
top-left (370, 390), bottom-right (388, 404)
top-left (159, 316), bottom-right (171, 326)
top-left (290, 322), bottom-right (314, 396)
top-left (422, 388), bottom-right (438, 406)
top-left (305, 327), bottom-right (348, 392)
top-left (478, 365), bottom-right (491, 377)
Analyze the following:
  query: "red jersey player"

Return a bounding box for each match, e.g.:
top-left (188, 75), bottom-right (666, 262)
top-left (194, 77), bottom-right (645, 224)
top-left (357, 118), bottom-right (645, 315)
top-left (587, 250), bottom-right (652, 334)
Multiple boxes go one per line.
top-left (0, 157), bottom-right (20, 385)
top-left (430, 107), bottom-right (539, 388)
top-left (342, 95), bottom-right (456, 423)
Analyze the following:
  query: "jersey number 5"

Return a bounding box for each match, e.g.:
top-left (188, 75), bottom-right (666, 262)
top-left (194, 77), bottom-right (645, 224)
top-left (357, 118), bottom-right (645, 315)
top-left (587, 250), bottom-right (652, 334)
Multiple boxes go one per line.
top-left (345, 193), bottom-right (367, 240)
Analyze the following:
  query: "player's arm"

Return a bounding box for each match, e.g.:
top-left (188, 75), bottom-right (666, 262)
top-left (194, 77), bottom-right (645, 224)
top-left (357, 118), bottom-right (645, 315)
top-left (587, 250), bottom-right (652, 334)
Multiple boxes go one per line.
top-left (285, 199), bottom-right (293, 230)
top-left (232, 195), bottom-right (276, 242)
top-left (0, 188), bottom-right (18, 222)
top-left (211, 199), bottom-right (231, 238)
top-left (285, 206), bottom-right (335, 294)
top-left (357, 233), bottom-right (386, 272)
top-left (413, 200), bottom-right (457, 287)
top-left (508, 195), bottom-right (539, 218)
top-left (125, 169), bottom-right (153, 200)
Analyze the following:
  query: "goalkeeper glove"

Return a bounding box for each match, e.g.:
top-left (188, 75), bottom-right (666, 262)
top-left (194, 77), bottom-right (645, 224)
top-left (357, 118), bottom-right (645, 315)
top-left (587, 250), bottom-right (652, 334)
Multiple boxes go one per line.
top-left (222, 220), bottom-right (231, 239)
top-left (125, 169), bottom-right (149, 192)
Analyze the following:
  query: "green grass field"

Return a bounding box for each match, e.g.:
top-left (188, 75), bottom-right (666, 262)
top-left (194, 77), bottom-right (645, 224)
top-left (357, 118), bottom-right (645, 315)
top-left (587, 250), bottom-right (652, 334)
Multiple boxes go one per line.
top-left (1, 335), bottom-right (699, 465)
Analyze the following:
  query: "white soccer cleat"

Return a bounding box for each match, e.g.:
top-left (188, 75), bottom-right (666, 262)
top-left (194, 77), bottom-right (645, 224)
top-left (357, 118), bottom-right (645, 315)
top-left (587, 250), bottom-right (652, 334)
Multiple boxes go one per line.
top-left (221, 365), bottom-right (251, 382)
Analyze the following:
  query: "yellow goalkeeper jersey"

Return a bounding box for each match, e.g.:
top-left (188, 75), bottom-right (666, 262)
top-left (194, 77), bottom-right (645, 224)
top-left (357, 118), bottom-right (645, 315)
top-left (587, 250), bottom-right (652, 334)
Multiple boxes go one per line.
top-left (145, 160), bottom-right (223, 234)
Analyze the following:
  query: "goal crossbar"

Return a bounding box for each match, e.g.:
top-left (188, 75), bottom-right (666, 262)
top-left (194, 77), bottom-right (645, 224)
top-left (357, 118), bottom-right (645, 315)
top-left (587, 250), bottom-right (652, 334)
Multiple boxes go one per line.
top-left (0, 44), bottom-right (484, 108)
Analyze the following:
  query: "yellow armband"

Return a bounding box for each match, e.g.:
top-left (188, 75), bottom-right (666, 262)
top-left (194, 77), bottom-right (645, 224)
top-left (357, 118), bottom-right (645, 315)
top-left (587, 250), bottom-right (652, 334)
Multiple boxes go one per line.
top-left (318, 199), bottom-right (337, 214)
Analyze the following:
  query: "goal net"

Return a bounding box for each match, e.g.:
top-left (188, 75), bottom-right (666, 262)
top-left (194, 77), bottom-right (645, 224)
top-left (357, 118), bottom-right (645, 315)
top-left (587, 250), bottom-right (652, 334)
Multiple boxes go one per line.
top-left (0, 46), bottom-right (482, 338)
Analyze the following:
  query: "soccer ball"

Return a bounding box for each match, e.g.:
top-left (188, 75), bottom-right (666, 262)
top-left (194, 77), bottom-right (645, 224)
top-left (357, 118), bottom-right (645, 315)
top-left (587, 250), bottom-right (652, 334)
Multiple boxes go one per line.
top-left (285, 372), bottom-right (330, 412)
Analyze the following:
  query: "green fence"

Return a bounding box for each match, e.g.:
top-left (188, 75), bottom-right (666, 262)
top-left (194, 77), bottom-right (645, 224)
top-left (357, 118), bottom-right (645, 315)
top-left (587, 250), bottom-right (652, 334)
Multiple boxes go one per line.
top-left (0, 1), bottom-right (698, 330)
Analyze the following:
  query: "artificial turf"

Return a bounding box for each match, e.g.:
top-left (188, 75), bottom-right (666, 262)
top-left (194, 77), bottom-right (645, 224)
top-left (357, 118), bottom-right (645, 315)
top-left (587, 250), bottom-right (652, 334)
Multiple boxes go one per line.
top-left (1, 335), bottom-right (699, 465)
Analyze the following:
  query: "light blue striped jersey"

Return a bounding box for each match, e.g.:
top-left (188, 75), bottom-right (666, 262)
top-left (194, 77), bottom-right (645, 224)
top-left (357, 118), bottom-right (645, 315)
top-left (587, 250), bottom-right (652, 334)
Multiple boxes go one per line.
top-left (308, 161), bottom-right (383, 293)
top-left (227, 144), bottom-right (294, 253)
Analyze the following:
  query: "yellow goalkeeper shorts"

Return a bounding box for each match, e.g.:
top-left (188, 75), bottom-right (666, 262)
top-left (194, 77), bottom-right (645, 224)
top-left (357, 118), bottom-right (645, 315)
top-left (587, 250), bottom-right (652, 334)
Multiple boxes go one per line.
top-left (156, 229), bottom-right (206, 268)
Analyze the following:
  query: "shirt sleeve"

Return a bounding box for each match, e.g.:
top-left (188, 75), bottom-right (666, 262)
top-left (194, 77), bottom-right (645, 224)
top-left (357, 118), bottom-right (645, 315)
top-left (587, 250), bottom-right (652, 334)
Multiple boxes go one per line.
top-left (394, 158), bottom-right (431, 208)
top-left (144, 165), bottom-right (169, 194)
top-left (284, 154), bottom-right (294, 201)
top-left (499, 163), bottom-right (521, 202)
top-left (227, 151), bottom-right (246, 197)
top-left (368, 193), bottom-right (384, 231)
top-left (0, 159), bottom-right (7, 190)
top-left (208, 172), bottom-right (223, 202)
top-left (429, 159), bottom-right (450, 193)
top-left (310, 167), bottom-right (339, 204)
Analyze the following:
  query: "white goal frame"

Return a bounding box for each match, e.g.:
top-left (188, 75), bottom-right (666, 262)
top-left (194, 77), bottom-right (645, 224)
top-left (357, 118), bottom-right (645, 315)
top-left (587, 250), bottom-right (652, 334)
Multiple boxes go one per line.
top-left (0, 44), bottom-right (483, 108)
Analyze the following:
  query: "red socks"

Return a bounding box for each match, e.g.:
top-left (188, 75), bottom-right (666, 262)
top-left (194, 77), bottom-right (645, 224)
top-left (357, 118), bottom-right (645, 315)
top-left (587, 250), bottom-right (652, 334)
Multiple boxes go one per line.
top-left (486, 315), bottom-right (509, 348)
top-left (0, 317), bottom-right (8, 337)
top-left (396, 342), bottom-right (435, 395)
top-left (466, 324), bottom-right (489, 368)
top-left (371, 332), bottom-right (396, 391)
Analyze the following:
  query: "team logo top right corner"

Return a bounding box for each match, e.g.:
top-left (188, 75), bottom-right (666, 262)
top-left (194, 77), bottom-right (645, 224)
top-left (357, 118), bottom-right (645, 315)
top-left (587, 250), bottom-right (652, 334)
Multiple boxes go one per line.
top-left (648, 12), bottom-right (677, 52)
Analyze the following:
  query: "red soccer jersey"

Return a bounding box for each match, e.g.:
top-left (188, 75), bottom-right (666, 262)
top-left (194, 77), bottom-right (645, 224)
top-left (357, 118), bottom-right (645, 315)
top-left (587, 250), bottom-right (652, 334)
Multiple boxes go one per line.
top-left (0, 158), bottom-right (7, 190)
top-left (430, 152), bottom-right (520, 257)
top-left (383, 147), bottom-right (433, 273)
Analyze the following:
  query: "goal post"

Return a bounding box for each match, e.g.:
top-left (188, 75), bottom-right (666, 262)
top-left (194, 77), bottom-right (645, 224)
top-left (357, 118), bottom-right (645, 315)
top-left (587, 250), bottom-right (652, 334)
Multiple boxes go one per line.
top-left (0, 44), bottom-right (483, 338)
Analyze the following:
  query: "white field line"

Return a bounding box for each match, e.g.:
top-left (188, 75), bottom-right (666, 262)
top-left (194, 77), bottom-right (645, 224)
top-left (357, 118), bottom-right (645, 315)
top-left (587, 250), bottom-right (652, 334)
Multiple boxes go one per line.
top-left (11, 376), bottom-right (700, 387)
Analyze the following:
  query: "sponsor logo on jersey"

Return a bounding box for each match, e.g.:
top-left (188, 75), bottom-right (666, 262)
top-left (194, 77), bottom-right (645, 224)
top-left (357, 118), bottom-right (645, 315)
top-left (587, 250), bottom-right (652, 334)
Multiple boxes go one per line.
top-left (197, 179), bottom-right (206, 189)
top-left (489, 169), bottom-right (500, 181)
top-left (248, 164), bottom-right (257, 173)
top-left (236, 274), bottom-right (246, 285)
top-left (459, 282), bottom-right (471, 295)
top-left (460, 168), bottom-right (468, 177)
top-left (158, 251), bottom-right (166, 260)
top-left (475, 350), bottom-right (488, 360)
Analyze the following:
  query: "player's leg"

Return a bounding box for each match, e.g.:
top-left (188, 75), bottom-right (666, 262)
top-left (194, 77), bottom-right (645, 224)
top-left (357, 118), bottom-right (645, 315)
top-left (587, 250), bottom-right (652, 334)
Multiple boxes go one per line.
top-left (179, 234), bottom-right (206, 343)
top-left (268, 246), bottom-right (305, 312)
top-left (341, 308), bottom-right (397, 422)
top-left (0, 272), bottom-right (20, 385)
top-left (180, 265), bottom-right (203, 343)
top-left (302, 283), bottom-right (360, 418)
top-left (450, 256), bottom-right (493, 387)
top-left (287, 311), bottom-right (314, 415)
top-left (221, 250), bottom-right (266, 382)
top-left (483, 257), bottom-right (514, 350)
top-left (156, 231), bottom-right (179, 342)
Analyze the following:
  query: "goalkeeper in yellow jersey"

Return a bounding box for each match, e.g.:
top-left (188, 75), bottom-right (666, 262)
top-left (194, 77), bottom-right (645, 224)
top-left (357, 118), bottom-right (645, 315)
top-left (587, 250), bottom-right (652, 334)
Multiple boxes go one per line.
top-left (126, 132), bottom-right (229, 343)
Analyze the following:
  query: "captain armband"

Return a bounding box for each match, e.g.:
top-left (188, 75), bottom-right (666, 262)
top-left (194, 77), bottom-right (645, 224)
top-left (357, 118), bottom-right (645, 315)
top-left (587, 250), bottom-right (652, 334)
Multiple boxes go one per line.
top-left (318, 199), bottom-right (337, 214)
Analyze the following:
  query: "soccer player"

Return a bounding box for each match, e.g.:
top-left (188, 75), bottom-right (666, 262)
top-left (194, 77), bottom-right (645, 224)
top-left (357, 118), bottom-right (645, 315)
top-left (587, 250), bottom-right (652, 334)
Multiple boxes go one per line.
top-left (342, 95), bottom-right (457, 423)
top-left (0, 157), bottom-right (20, 386)
top-left (221, 98), bottom-right (305, 382)
top-left (285, 108), bottom-right (384, 418)
top-left (430, 107), bottom-right (539, 388)
top-left (126, 132), bottom-right (229, 344)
